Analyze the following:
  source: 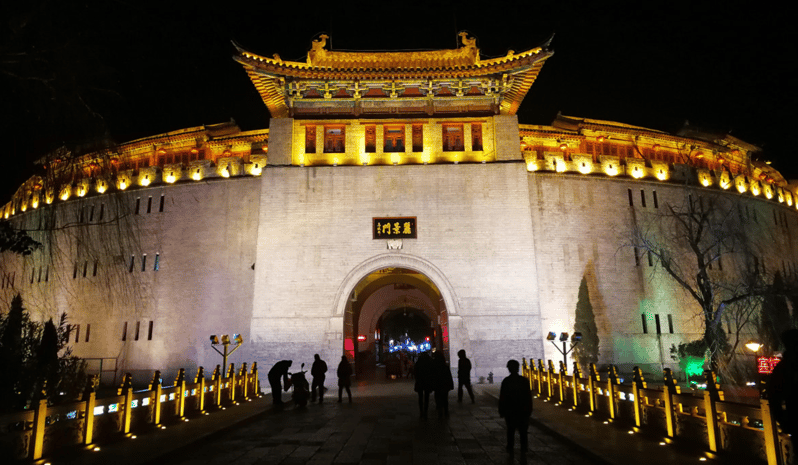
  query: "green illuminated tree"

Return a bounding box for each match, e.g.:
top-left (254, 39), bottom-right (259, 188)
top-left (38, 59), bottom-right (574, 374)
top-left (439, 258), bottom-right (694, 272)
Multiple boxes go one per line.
top-left (572, 276), bottom-right (599, 369)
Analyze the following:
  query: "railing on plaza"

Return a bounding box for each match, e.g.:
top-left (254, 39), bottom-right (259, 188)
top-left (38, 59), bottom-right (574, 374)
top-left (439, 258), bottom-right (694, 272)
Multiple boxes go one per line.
top-left (521, 358), bottom-right (790, 465)
top-left (0, 362), bottom-right (260, 463)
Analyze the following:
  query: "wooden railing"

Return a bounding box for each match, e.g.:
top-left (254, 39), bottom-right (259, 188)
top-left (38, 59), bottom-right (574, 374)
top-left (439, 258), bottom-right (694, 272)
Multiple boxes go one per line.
top-left (521, 359), bottom-right (790, 465)
top-left (0, 362), bottom-right (260, 462)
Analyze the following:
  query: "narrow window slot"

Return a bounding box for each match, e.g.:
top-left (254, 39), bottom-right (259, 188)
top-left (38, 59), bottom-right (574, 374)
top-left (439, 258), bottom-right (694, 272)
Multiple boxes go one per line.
top-left (640, 190), bottom-right (646, 208)
top-left (634, 247), bottom-right (640, 266)
top-left (135, 198), bottom-right (141, 215)
top-left (129, 255), bottom-right (135, 273)
top-left (154, 253), bottom-right (160, 271)
top-left (628, 188), bottom-right (633, 206)
top-left (135, 322), bottom-right (140, 341)
top-left (141, 254), bottom-right (147, 272)
top-left (89, 205), bottom-right (95, 222)
top-left (122, 322), bottom-right (128, 341)
top-left (647, 251), bottom-right (653, 267)
top-left (85, 324), bottom-right (91, 342)
top-left (653, 191), bottom-right (659, 208)
top-left (99, 203), bottom-right (105, 221)
top-left (93, 260), bottom-right (98, 276)
top-left (641, 314), bottom-right (648, 334)
top-left (74, 324), bottom-right (80, 343)
top-left (667, 315), bottom-right (674, 334)
top-left (82, 261), bottom-right (88, 277)
top-left (655, 315), bottom-right (662, 334)
top-left (148, 321), bottom-right (154, 340)
top-left (147, 196), bottom-right (152, 214)
top-left (159, 194), bottom-right (165, 212)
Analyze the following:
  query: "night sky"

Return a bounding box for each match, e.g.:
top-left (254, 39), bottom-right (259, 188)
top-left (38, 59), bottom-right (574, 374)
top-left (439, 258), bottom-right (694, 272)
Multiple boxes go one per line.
top-left (1, 1), bottom-right (795, 203)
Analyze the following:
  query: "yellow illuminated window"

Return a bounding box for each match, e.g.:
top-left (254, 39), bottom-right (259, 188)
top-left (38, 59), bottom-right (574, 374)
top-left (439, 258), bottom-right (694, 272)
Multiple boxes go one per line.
top-left (305, 126), bottom-right (316, 154)
top-left (412, 125), bottom-right (423, 152)
top-left (324, 126), bottom-right (345, 153)
top-left (443, 124), bottom-right (464, 151)
top-left (365, 125), bottom-right (376, 153)
top-left (384, 125), bottom-right (405, 152)
top-left (471, 123), bottom-right (483, 151)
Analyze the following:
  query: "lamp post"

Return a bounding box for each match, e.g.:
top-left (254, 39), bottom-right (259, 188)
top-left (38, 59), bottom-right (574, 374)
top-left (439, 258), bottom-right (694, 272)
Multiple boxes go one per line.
top-left (546, 332), bottom-right (582, 367)
top-left (209, 334), bottom-right (244, 371)
top-left (745, 340), bottom-right (764, 397)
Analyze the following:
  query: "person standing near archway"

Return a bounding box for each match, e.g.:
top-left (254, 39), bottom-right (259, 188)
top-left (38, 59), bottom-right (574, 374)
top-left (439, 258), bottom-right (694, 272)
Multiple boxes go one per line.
top-left (310, 354), bottom-right (327, 403)
top-left (457, 349), bottom-right (475, 403)
top-left (337, 355), bottom-right (353, 403)
top-left (432, 351), bottom-right (453, 418)
top-left (414, 352), bottom-right (433, 418)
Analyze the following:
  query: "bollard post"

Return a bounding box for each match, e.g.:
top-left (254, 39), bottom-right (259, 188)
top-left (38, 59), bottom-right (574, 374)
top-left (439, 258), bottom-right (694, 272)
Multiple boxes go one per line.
top-left (607, 365), bottom-right (619, 421)
top-left (558, 361), bottom-right (568, 405)
top-left (175, 368), bottom-right (186, 419)
top-left (760, 397), bottom-right (783, 465)
top-left (149, 370), bottom-right (162, 427)
top-left (662, 368), bottom-right (680, 441)
top-left (227, 363), bottom-right (236, 404)
top-left (547, 360), bottom-right (556, 400)
top-left (251, 362), bottom-right (260, 396)
top-left (117, 373), bottom-right (133, 436)
top-left (212, 365), bottom-right (222, 408)
top-left (240, 363), bottom-right (249, 399)
top-left (537, 359), bottom-right (545, 397)
top-left (30, 381), bottom-right (49, 461)
top-left (572, 362), bottom-right (582, 409)
top-left (632, 367), bottom-right (646, 429)
top-left (703, 370), bottom-right (723, 457)
top-left (588, 363), bottom-right (599, 415)
top-left (195, 367), bottom-right (206, 413)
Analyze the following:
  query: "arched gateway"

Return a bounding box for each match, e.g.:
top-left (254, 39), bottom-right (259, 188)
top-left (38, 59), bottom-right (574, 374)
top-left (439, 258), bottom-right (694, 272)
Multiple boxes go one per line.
top-left (333, 254), bottom-right (461, 374)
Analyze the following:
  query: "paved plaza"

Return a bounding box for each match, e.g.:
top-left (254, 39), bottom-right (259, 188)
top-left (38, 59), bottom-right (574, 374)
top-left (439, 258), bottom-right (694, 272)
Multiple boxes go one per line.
top-left (160, 380), bottom-right (595, 465)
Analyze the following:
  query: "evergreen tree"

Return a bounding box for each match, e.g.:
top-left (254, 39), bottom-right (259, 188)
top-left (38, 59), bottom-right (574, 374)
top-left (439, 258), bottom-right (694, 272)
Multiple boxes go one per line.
top-left (573, 276), bottom-right (599, 370)
top-left (760, 272), bottom-right (792, 353)
top-left (0, 294), bottom-right (26, 410)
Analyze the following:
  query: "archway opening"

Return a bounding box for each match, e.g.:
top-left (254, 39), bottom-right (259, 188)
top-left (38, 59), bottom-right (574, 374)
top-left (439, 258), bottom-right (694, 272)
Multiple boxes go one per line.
top-left (343, 267), bottom-right (448, 380)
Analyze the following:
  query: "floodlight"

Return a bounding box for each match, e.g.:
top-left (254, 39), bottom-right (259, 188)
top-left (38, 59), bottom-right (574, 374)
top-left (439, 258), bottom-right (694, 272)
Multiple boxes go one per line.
top-left (210, 335), bottom-right (219, 345)
top-left (572, 332), bottom-right (583, 342)
top-left (234, 334), bottom-right (244, 345)
top-left (745, 341), bottom-right (762, 352)
top-left (559, 332), bottom-right (569, 342)
top-left (546, 332), bottom-right (557, 341)
top-left (221, 334), bottom-right (231, 345)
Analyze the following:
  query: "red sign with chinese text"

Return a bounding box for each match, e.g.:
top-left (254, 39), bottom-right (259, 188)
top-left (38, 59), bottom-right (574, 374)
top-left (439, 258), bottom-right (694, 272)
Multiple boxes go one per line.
top-left (757, 356), bottom-right (781, 374)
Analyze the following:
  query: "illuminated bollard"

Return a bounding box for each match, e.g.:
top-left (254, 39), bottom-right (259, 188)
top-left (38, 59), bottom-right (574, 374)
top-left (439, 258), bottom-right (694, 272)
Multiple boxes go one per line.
top-left (607, 365), bottom-right (619, 420)
top-left (662, 368), bottom-right (680, 439)
top-left (572, 362), bottom-right (582, 409)
top-left (239, 363), bottom-right (249, 399)
top-left (558, 361), bottom-right (568, 404)
top-left (118, 373), bottom-right (133, 436)
top-left (149, 370), bottom-right (162, 427)
top-left (212, 365), bottom-right (222, 408)
top-left (251, 362), bottom-right (260, 397)
top-left (195, 367), bottom-right (206, 413)
top-left (227, 363), bottom-right (236, 404)
top-left (174, 368), bottom-right (186, 419)
top-left (632, 367), bottom-right (646, 429)
top-left (702, 370), bottom-right (723, 456)
top-left (588, 363), bottom-right (600, 414)
top-left (30, 382), bottom-right (49, 461)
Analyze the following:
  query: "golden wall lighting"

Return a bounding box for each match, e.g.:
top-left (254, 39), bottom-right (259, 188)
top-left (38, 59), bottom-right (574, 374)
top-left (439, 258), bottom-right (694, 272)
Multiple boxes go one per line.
top-left (736, 179), bottom-right (747, 194)
top-left (333, 157), bottom-right (339, 167)
top-left (604, 164), bottom-right (619, 176)
top-left (140, 175), bottom-right (151, 187)
top-left (165, 172), bottom-right (176, 183)
top-left (631, 166), bottom-right (644, 179)
top-left (391, 153), bottom-right (400, 165)
top-left (778, 190), bottom-right (784, 203)
top-left (97, 181), bottom-right (107, 194)
top-left (750, 182), bottom-right (760, 196)
top-left (652, 144), bottom-right (660, 150)
top-left (700, 175), bottom-right (711, 187)
top-left (559, 143), bottom-right (568, 151)
top-left (656, 169), bottom-right (668, 181)
top-left (526, 160), bottom-right (538, 172)
top-left (221, 165), bottom-right (230, 178)
top-left (78, 186), bottom-right (86, 197)
top-left (251, 163), bottom-right (262, 176)
top-left (555, 160), bottom-right (566, 173)
top-left (787, 194), bottom-right (793, 207)
top-left (118, 179), bottom-right (128, 190)
top-left (45, 190), bottom-right (54, 204)
top-left (597, 136), bottom-right (605, 142)
top-left (31, 197), bottom-right (39, 209)
top-left (421, 153), bottom-right (431, 165)
top-left (192, 169), bottom-right (202, 181)
top-left (298, 154), bottom-right (305, 167)
top-left (578, 162), bottom-right (592, 174)
top-left (764, 185), bottom-right (773, 199)
top-left (360, 153), bottom-right (369, 166)
top-left (20, 202), bottom-right (27, 212)
top-left (60, 188), bottom-right (70, 201)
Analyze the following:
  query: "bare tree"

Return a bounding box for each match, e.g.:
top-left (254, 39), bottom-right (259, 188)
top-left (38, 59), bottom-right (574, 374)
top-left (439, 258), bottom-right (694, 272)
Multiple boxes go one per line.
top-left (632, 191), bottom-right (771, 377)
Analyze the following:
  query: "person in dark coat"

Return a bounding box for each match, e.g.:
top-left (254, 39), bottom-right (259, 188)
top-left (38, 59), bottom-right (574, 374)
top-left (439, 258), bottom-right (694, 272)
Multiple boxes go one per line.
top-left (337, 355), bottom-right (353, 403)
top-left (769, 329), bottom-right (798, 455)
top-left (432, 351), bottom-right (454, 418)
top-left (499, 359), bottom-right (532, 454)
top-left (310, 354), bottom-right (328, 403)
top-left (414, 352), bottom-right (433, 418)
top-left (268, 360), bottom-right (292, 405)
top-left (457, 349), bottom-right (475, 403)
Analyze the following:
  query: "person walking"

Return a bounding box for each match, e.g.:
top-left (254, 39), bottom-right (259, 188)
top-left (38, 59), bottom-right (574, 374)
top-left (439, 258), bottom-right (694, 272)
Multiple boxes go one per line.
top-left (432, 351), bottom-right (453, 418)
top-left (414, 352), bottom-right (433, 418)
top-left (499, 359), bottom-right (532, 454)
top-left (769, 328), bottom-right (798, 458)
top-left (267, 360), bottom-right (292, 405)
top-left (457, 349), bottom-right (475, 403)
top-left (337, 355), bottom-right (353, 403)
top-left (310, 354), bottom-right (327, 403)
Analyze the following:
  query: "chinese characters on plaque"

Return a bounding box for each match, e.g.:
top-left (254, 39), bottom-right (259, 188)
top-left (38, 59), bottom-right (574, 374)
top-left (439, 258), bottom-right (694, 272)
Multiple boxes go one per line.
top-left (373, 217), bottom-right (417, 239)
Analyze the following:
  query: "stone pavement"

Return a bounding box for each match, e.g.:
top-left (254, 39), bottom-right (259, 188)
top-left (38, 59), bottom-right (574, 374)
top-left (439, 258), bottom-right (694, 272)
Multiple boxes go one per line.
top-left (55, 378), bottom-right (708, 465)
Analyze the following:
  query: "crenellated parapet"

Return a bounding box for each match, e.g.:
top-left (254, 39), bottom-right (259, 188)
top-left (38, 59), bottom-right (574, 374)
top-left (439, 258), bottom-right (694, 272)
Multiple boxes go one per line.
top-left (2, 122), bottom-right (268, 219)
